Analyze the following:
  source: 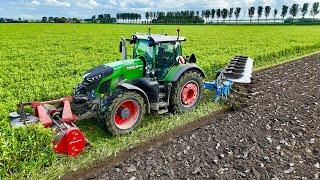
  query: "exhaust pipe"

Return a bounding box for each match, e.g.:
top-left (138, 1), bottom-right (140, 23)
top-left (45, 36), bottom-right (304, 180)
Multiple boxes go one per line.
top-left (120, 37), bottom-right (127, 60)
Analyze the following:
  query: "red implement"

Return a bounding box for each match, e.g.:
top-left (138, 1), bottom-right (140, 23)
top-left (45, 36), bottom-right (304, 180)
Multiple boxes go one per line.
top-left (35, 105), bottom-right (54, 128)
top-left (11, 97), bottom-right (88, 157)
top-left (54, 127), bottom-right (86, 157)
top-left (62, 100), bottom-right (77, 123)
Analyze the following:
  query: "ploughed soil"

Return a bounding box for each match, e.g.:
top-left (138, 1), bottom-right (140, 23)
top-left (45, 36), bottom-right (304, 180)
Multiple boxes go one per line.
top-left (64, 54), bottom-right (320, 180)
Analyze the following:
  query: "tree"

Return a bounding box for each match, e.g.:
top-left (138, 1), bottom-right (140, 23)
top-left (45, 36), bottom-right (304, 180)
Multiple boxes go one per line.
top-left (92, 14), bottom-right (115, 23)
top-left (97, 14), bottom-right (104, 23)
top-left (257, 6), bottom-right (263, 23)
top-left (205, 9), bottom-right (211, 22)
top-left (273, 9), bottom-right (278, 23)
top-left (310, 2), bottom-right (320, 21)
top-left (290, 4), bottom-right (299, 21)
top-left (150, 12), bottom-right (153, 21)
top-left (301, 3), bottom-right (309, 19)
top-left (60, 17), bottom-right (67, 23)
top-left (216, 9), bottom-right (221, 23)
top-left (281, 5), bottom-right (289, 22)
top-left (48, 17), bottom-right (54, 23)
top-left (116, 13), bottom-right (120, 23)
top-left (234, 7), bottom-right (241, 24)
top-left (92, 15), bottom-right (96, 23)
top-left (41, 17), bottom-right (47, 23)
top-left (145, 12), bottom-right (149, 23)
top-left (221, 8), bottom-right (228, 23)
top-left (248, 7), bottom-right (255, 23)
top-left (211, 9), bottom-right (216, 21)
top-left (53, 17), bottom-right (67, 23)
top-left (133, 13), bottom-right (137, 23)
top-left (228, 8), bottom-right (234, 23)
top-left (72, 18), bottom-right (80, 23)
top-left (104, 14), bottom-right (111, 20)
top-left (265, 6), bottom-right (271, 22)
top-left (135, 14), bottom-right (140, 23)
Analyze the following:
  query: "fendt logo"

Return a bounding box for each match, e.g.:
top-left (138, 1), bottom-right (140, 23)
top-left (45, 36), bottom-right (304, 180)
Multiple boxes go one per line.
top-left (126, 65), bottom-right (143, 70)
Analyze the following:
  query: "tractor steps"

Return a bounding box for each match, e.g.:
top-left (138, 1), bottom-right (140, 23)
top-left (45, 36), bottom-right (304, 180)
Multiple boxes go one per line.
top-left (157, 83), bottom-right (172, 115)
top-left (159, 93), bottom-right (166, 99)
top-left (158, 101), bottom-right (168, 107)
top-left (158, 109), bottom-right (169, 115)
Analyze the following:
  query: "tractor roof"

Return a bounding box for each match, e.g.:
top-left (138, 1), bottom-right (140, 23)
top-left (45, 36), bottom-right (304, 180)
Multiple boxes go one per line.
top-left (134, 33), bottom-right (186, 43)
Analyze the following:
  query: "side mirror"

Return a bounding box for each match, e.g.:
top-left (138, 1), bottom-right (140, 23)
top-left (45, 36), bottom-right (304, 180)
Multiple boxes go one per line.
top-left (149, 42), bottom-right (156, 47)
top-left (148, 40), bottom-right (158, 47)
top-left (119, 41), bottom-right (122, 53)
top-left (148, 38), bottom-right (157, 47)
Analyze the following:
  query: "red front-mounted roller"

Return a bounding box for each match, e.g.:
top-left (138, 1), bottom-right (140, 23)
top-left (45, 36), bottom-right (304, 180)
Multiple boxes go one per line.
top-left (54, 127), bottom-right (87, 157)
top-left (9, 96), bottom-right (89, 157)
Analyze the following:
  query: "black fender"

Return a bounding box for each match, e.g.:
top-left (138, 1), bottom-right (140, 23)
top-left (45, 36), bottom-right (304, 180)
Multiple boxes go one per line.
top-left (118, 82), bottom-right (151, 113)
top-left (164, 63), bottom-right (205, 82)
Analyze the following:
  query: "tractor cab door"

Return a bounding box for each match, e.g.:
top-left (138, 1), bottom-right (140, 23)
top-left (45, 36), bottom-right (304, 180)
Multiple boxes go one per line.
top-left (133, 40), bottom-right (154, 75)
top-left (156, 42), bottom-right (181, 79)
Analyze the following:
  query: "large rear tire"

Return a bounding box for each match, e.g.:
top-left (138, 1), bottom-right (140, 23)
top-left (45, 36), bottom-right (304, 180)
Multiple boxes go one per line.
top-left (100, 90), bottom-right (145, 135)
top-left (169, 71), bottom-right (204, 113)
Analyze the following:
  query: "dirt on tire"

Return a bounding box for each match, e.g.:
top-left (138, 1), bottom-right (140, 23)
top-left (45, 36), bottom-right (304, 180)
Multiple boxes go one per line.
top-left (169, 70), bottom-right (204, 113)
top-left (101, 90), bottom-right (146, 135)
top-left (64, 54), bottom-right (320, 180)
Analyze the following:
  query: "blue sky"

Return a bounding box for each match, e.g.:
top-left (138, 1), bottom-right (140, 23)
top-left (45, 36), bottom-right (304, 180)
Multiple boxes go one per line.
top-left (0, 0), bottom-right (319, 19)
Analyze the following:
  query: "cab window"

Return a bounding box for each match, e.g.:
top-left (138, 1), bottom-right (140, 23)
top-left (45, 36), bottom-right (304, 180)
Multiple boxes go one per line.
top-left (134, 40), bottom-right (153, 60)
top-left (156, 42), bottom-right (175, 63)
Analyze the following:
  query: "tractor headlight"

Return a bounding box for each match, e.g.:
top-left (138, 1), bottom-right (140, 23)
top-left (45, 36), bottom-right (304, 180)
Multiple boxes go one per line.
top-left (86, 75), bottom-right (101, 82)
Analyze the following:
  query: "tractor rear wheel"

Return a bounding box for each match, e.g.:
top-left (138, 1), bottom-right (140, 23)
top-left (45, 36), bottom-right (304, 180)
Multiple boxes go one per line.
top-left (101, 90), bottom-right (145, 135)
top-left (169, 71), bottom-right (204, 113)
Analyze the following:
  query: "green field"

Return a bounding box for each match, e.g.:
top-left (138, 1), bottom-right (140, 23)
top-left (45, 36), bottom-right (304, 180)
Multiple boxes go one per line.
top-left (1, 24), bottom-right (320, 179)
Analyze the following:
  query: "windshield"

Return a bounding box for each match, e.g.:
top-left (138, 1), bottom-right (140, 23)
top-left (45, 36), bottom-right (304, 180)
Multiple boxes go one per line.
top-left (134, 40), bottom-right (153, 60)
top-left (156, 42), bottom-right (175, 61)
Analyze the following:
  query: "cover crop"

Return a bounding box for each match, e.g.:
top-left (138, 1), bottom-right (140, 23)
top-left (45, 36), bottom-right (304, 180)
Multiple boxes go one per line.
top-left (0, 24), bottom-right (320, 179)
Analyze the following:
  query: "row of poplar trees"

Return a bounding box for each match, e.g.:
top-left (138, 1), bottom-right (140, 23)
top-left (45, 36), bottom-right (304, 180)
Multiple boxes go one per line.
top-left (144, 2), bottom-right (319, 24)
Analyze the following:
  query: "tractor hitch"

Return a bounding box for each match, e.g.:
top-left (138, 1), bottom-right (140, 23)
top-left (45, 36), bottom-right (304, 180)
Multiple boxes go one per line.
top-left (9, 97), bottom-right (89, 157)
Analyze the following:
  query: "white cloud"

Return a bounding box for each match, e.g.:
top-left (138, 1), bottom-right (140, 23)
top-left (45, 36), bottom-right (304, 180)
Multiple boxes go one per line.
top-left (30, 0), bottom-right (40, 6)
top-left (109, 0), bottom-right (118, 6)
top-left (44, 0), bottom-right (71, 8)
top-left (206, 0), bottom-right (230, 8)
top-left (76, 0), bottom-right (120, 9)
top-left (20, 14), bottom-right (35, 18)
top-left (77, 0), bottom-right (101, 9)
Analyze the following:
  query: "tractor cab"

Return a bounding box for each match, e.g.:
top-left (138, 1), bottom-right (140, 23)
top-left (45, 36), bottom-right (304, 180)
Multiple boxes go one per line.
top-left (112, 31), bottom-right (204, 118)
top-left (121, 33), bottom-right (187, 79)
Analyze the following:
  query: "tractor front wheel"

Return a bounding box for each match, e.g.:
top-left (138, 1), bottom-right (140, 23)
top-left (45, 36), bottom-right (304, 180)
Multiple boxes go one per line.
top-left (169, 71), bottom-right (204, 113)
top-left (101, 90), bottom-right (145, 135)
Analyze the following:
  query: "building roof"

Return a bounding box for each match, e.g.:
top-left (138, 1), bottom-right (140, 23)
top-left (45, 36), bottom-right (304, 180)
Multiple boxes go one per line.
top-left (134, 33), bottom-right (186, 43)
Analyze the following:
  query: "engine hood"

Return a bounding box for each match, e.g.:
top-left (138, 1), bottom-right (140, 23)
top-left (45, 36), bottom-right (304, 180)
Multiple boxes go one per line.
top-left (83, 65), bottom-right (113, 80)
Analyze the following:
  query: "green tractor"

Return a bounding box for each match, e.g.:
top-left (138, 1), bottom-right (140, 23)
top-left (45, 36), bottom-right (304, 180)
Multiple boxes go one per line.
top-left (72, 31), bottom-right (205, 135)
top-left (9, 30), bottom-right (253, 156)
